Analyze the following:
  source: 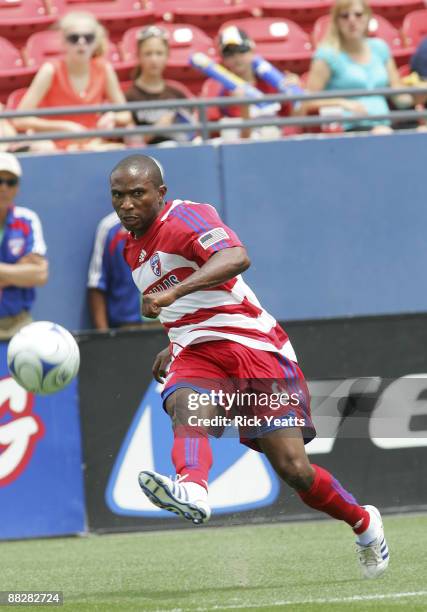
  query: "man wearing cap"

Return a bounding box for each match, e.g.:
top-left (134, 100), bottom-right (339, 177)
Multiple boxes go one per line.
top-left (201, 26), bottom-right (299, 139)
top-left (0, 152), bottom-right (48, 339)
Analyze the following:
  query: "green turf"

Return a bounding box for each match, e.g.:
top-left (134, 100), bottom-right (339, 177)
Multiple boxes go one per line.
top-left (1, 514), bottom-right (426, 611)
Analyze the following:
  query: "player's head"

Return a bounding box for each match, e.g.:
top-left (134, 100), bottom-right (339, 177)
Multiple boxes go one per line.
top-left (0, 152), bottom-right (22, 209)
top-left (218, 26), bottom-right (254, 80)
top-left (134, 25), bottom-right (169, 80)
top-left (110, 155), bottom-right (167, 237)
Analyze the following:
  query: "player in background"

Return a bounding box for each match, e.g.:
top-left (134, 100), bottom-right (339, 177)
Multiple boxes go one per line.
top-left (87, 212), bottom-right (144, 330)
top-left (0, 153), bottom-right (48, 339)
top-left (111, 154), bottom-right (389, 579)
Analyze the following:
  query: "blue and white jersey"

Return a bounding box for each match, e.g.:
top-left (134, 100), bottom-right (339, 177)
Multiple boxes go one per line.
top-left (0, 205), bottom-right (47, 317)
top-left (87, 212), bottom-right (141, 327)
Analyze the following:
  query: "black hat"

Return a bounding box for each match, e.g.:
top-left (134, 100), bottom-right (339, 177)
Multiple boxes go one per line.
top-left (219, 26), bottom-right (254, 56)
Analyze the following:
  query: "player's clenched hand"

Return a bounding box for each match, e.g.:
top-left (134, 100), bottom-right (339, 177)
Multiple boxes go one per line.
top-left (152, 347), bottom-right (171, 383)
top-left (142, 289), bottom-right (178, 318)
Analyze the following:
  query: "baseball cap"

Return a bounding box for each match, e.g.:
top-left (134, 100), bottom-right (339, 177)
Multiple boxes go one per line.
top-left (219, 26), bottom-right (254, 56)
top-left (0, 152), bottom-right (22, 177)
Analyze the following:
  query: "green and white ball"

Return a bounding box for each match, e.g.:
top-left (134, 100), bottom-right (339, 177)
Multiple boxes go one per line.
top-left (7, 321), bottom-right (80, 395)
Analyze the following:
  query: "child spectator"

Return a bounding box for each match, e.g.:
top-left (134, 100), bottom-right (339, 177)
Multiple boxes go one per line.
top-left (125, 25), bottom-right (193, 146)
top-left (13, 11), bottom-right (131, 150)
top-left (304, 0), bottom-right (411, 132)
top-left (201, 26), bottom-right (300, 140)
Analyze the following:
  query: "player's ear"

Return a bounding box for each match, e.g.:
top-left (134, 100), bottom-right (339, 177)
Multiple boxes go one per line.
top-left (159, 184), bottom-right (167, 200)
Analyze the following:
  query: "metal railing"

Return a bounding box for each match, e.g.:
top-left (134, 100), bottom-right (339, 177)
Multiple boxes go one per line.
top-left (2, 85), bottom-right (427, 145)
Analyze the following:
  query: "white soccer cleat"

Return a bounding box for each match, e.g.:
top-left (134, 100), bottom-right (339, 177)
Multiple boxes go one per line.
top-left (138, 469), bottom-right (211, 525)
top-left (356, 505), bottom-right (390, 579)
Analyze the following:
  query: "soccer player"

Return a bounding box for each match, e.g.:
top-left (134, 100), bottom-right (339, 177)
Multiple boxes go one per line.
top-left (0, 152), bottom-right (48, 339)
top-left (87, 212), bottom-right (143, 330)
top-left (111, 154), bottom-right (389, 579)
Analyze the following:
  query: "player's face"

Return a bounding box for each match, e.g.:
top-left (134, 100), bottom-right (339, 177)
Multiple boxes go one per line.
top-left (0, 171), bottom-right (19, 209)
top-left (110, 170), bottom-right (167, 237)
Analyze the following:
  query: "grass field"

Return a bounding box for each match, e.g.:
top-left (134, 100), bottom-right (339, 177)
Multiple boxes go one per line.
top-left (1, 514), bottom-right (427, 611)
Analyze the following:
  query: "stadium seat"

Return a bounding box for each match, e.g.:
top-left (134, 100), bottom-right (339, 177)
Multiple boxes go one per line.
top-left (121, 23), bottom-right (215, 91)
top-left (402, 9), bottom-right (427, 50)
top-left (368, 0), bottom-right (424, 29)
top-left (154, 0), bottom-right (254, 37)
top-left (312, 14), bottom-right (411, 65)
top-left (246, 0), bottom-right (333, 33)
top-left (6, 87), bottom-right (27, 109)
top-left (48, 0), bottom-right (155, 39)
top-left (219, 18), bottom-right (313, 73)
top-left (0, 0), bottom-right (55, 43)
top-left (0, 37), bottom-right (35, 102)
top-left (24, 30), bottom-right (122, 69)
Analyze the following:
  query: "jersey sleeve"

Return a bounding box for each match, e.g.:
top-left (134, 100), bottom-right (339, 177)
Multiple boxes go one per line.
top-left (20, 209), bottom-right (47, 257)
top-left (87, 221), bottom-right (111, 290)
top-left (168, 202), bottom-right (244, 264)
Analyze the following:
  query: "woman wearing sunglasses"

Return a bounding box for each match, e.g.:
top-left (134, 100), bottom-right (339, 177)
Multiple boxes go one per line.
top-left (304, 0), bottom-right (410, 132)
top-left (14, 11), bottom-right (131, 150)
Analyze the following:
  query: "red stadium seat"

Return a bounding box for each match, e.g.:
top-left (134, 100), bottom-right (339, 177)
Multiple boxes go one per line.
top-left (312, 14), bottom-right (411, 65)
top-left (402, 9), bottom-right (427, 50)
top-left (0, 0), bottom-right (55, 43)
top-left (121, 23), bottom-right (215, 90)
top-left (24, 29), bottom-right (122, 69)
top-left (246, 0), bottom-right (333, 33)
top-left (6, 87), bottom-right (27, 109)
top-left (48, 0), bottom-right (155, 39)
top-left (368, 0), bottom-right (424, 29)
top-left (0, 37), bottom-right (35, 102)
top-left (154, 0), bottom-right (254, 37)
top-left (220, 18), bottom-right (313, 73)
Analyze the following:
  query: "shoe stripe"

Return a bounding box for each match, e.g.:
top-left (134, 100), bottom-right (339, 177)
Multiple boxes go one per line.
top-left (381, 545), bottom-right (387, 553)
top-left (382, 552), bottom-right (389, 560)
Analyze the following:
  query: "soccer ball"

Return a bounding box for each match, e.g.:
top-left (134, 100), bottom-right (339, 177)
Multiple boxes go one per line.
top-left (7, 321), bottom-right (80, 395)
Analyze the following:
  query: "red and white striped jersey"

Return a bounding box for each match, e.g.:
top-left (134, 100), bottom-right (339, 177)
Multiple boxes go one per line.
top-left (123, 199), bottom-right (296, 360)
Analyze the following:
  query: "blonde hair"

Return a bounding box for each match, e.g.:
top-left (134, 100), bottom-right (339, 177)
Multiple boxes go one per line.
top-left (58, 11), bottom-right (108, 57)
top-left (320, 0), bottom-right (372, 50)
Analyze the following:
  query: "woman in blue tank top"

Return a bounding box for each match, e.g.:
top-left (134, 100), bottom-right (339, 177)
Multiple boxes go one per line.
top-left (304, 0), bottom-right (411, 132)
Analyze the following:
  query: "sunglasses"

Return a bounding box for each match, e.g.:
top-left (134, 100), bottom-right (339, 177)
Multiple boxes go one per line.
top-left (338, 10), bottom-right (365, 19)
top-left (0, 177), bottom-right (18, 187)
top-left (65, 32), bottom-right (96, 45)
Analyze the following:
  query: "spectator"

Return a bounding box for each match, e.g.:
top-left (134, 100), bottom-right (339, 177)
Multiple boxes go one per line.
top-left (87, 212), bottom-right (143, 330)
top-left (0, 153), bottom-right (48, 339)
top-left (13, 11), bottom-right (131, 150)
top-left (407, 38), bottom-right (427, 111)
top-left (201, 26), bottom-right (300, 139)
top-left (1, 104), bottom-right (56, 154)
top-left (125, 25), bottom-right (193, 146)
top-left (304, 0), bottom-right (411, 133)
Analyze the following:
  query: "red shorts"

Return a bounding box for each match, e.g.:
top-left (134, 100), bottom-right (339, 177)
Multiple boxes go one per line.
top-left (162, 340), bottom-right (316, 451)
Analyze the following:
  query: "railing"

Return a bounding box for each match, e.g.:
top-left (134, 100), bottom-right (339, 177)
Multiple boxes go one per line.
top-left (2, 86), bottom-right (427, 145)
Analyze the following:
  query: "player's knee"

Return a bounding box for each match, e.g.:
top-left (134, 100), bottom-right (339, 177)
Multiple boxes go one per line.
top-left (279, 458), bottom-right (314, 491)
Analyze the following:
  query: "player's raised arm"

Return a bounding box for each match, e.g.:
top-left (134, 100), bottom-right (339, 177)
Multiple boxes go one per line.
top-left (142, 246), bottom-right (250, 318)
